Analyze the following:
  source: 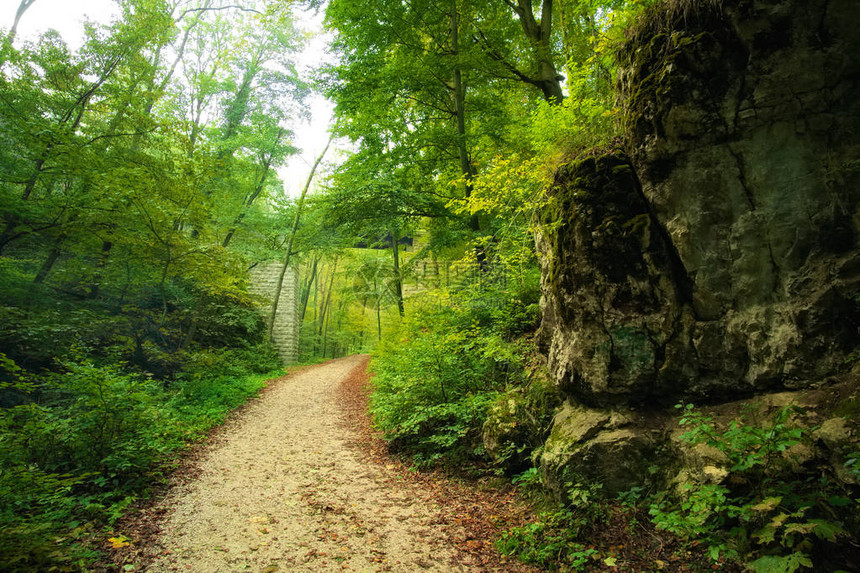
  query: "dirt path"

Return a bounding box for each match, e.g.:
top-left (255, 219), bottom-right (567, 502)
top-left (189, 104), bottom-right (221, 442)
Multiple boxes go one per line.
top-left (133, 356), bottom-right (532, 573)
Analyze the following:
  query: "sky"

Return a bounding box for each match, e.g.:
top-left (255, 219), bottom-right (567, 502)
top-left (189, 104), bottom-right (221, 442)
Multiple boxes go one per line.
top-left (283, 5), bottom-right (339, 198)
top-left (0, 0), bottom-right (339, 198)
top-left (1, 0), bottom-right (120, 45)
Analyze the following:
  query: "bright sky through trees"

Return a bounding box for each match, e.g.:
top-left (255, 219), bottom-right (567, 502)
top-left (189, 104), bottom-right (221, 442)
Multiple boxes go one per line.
top-left (0, 0), bottom-right (337, 198)
top-left (0, 0), bottom-right (120, 48)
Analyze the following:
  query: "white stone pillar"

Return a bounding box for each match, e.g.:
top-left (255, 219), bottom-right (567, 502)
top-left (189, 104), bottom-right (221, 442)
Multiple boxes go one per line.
top-left (249, 261), bottom-right (300, 364)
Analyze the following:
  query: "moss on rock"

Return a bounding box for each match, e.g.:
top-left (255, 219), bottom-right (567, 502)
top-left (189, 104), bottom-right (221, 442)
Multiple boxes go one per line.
top-left (538, 401), bottom-right (661, 499)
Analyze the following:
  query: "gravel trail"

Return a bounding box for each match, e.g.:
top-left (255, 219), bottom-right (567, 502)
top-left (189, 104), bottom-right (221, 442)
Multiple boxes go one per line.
top-left (142, 356), bottom-right (478, 572)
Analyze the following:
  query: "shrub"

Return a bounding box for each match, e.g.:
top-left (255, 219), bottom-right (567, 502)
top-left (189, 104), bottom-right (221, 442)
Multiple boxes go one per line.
top-left (649, 404), bottom-right (859, 571)
top-left (0, 465), bottom-right (97, 572)
top-left (180, 342), bottom-right (282, 381)
top-left (370, 326), bottom-right (501, 467)
top-left (483, 367), bottom-right (563, 472)
top-left (0, 349), bottom-right (279, 570)
top-left (497, 511), bottom-right (597, 570)
top-left (369, 290), bottom-right (532, 468)
top-left (6, 360), bottom-right (179, 488)
top-left (496, 480), bottom-right (606, 571)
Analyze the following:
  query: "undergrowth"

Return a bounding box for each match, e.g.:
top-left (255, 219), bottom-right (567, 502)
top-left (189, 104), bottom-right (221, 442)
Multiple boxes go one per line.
top-left (649, 403), bottom-right (859, 572)
top-left (0, 349), bottom-right (281, 572)
top-left (369, 270), bottom-right (540, 469)
top-left (497, 471), bottom-right (610, 571)
top-left (496, 402), bottom-right (859, 572)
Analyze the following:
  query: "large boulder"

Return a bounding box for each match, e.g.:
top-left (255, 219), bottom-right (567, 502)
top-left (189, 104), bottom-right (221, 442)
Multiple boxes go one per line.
top-left (483, 365), bottom-right (563, 472)
top-left (537, 401), bottom-right (661, 498)
top-left (536, 0), bottom-right (860, 405)
top-left (536, 154), bottom-right (700, 405)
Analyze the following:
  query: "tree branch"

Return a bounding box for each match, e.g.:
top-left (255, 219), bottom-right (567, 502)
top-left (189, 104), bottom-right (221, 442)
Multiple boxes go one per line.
top-left (84, 130), bottom-right (157, 146)
top-left (8, 0), bottom-right (37, 44)
top-left (540, 0), bottom-right (553, 41)
top-left (475, 30), bottom-right (539, 87)
top-left (177, 4), bottom-right (263, 21)
top-left (515, 0), bottom-right (540, 40)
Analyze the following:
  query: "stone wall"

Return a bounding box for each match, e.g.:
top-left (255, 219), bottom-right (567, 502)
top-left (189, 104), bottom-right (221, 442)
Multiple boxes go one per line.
top-left (249, 261), bottom-right (299, 364)
top-left (536, 0), bottom-right (860, 406)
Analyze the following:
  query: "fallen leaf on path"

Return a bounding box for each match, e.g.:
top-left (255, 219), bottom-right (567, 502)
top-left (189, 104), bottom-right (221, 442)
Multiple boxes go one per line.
top-left (108, 536), bottom-right (131, 549)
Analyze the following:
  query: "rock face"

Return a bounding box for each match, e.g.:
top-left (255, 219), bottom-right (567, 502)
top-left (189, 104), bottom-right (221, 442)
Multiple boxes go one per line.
top-left (249, 262), bottom-right (300, 364)
top-left (483, 367), bottom-right (563, 472)
top-left (536, 155), bottom-right (699, 404)
top-left (538, 401), bottom-right (660, 497)
top-left (537, 0), bottom-right (860, 406)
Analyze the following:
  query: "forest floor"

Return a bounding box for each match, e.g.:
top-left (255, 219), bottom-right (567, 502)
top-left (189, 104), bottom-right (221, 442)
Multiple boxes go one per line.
top-left (110, 355), bottom-right (537, 572)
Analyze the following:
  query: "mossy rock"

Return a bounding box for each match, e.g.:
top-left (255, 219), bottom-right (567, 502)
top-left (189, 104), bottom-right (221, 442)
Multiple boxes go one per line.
top-left (483, 367), bottom-right (564, 471)
top-left (538, 401), bottom-right (661, 499)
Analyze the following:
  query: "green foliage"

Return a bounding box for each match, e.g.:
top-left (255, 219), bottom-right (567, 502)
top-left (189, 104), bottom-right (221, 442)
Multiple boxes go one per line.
top-left (483, 369), bottom-right (564, 472)
top-left (526, 64), bottom-right (618, 159)
top-left (370, 326), bottom-right (500, 466)
top-left (846, 450), bottom-right (860, 481)
top-left (457, 269), bottom-right (543, 340)
top-left (0, 466), bottom-right (98, 572)
top-left (0, 0), bottom-right (305, 380)
top-left (369, 276), bottom-right (536, 468)
top-left (180, 343), bottom-right (282, 381)
top-left (512, 467), bottom-right (542, 487)
top-left (676, 403), bottom-right (805, 474)
top-left (34, 360), bottom-right (176, 483)
top-left (169, 347), bottom-right (280, 427)
top-left (746, 552), bottom-right (813, 573)
top-left (0, 345), bottom-right (280, 570)
top-left (497, 510), bottom-right (598, 570)
top-left (497, 481), bottom-right (607, 570)
top-left (648, 404), bottom-right (858, 570)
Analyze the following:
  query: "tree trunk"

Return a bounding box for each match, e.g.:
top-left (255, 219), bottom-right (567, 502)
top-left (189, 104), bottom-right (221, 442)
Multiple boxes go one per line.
top-left (515, 0), bottom-right (564, 103)
top-left (317, 258), bottom-right (338, 337)
top-left (450, 4), bottom-right (487, 270)
top-left (486, 0), bottom-right (563, 104)
top-left (312, 272), bottom-right (319, 353)
top-left (358, 296), bottom-right (368, 346)
top-left (451, 5), bottom-right (474, 193)
top-left (88, 240), bottom-right (113, 298)
top-left (376, 296), bottom-right (382, 342)
top-left (299, 257), bottom-right (319, 322)
top-left (33, 233), bottom-right (65, 284)
top-left (267, 137), bottom-right (332, 340)
top-left (390, 229), bottom-right (405, 317)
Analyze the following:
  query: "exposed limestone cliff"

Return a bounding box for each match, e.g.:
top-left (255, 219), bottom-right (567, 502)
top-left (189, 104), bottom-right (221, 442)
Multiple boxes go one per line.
top-left (537, 0), bottom-right (860, 407)
top-left (529, 0), bottom-right (860, 498)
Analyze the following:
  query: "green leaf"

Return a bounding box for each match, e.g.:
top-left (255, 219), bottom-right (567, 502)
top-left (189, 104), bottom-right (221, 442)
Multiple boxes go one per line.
top-left (708, 545), bottom-right (722, 561)
top-left (827, 495), bottom-right (852, 507)
top-left (783, 522), bottom-right (815, 536)
top-left (752, 525), bottom-right (777, 545)
top-left (746, 553), bottom-right (812, 573)
top-left (751, 497), bottom-right (782, 513)
top-left (808, 519), bottom-right (845, 542)
top-left (768, 513), bottom-right (790, 528)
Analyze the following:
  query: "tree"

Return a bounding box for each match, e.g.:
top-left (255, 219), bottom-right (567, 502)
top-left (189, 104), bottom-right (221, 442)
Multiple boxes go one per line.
top-left (6, 0), bottom-right (37, 46)
top-left (0, 0), bottom-right (310, 369)
top-left (469, 0), bottom-right (564, 103)
top-left (323, 0), bottom-right (522, 272)
top-left (267, 136), bottom-right (332, 340)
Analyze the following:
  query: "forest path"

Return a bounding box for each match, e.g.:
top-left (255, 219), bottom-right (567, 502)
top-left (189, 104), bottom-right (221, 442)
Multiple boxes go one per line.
top-left (138, 355), bottom-right (531, 573)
